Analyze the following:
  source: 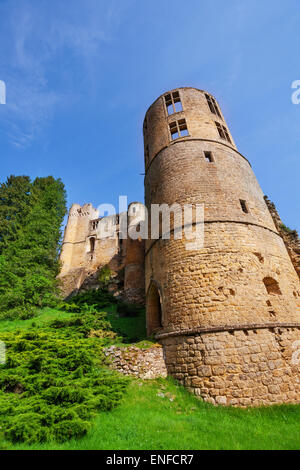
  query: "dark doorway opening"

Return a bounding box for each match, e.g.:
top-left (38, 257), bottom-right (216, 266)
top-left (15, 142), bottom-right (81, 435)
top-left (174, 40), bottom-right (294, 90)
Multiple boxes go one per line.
top-left (89, 237), bottom-right (96, 252)
top-left (147, 281), bottom-right (163, 335)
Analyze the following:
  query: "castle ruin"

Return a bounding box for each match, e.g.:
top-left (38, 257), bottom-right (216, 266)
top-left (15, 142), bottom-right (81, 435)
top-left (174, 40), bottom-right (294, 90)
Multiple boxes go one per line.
top-left (58, 202), bottom-right (145, 304)
top-left (60, 87), bottom-right (300, 406)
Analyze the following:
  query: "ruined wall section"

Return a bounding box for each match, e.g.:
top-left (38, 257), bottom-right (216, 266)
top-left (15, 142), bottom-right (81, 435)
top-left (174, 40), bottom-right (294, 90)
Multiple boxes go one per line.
top-left (105, 344), bottom-right (167, 379)
top-left (123, 202), bottom-right (146, 304)
top-left (58, 203), bottom-right (100, 296)
top-left (59, 203), bottom-right (146, 303)
top-left (264, 196), bottom-right (300, 280)
top-left (59, 203), bottom-right (98, 275)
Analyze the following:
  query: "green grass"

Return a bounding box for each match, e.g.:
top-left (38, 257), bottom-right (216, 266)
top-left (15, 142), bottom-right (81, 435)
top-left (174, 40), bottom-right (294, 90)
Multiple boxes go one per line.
top-left (0, 307), bottom-right (300, 450)
top-left (0, 307), bottom-right (74, 333)
top-left (1, 377), bottom-right (300, 450)
top-left (0, 306), bottom-right (147, 342)
top-left (105, 305), bottom-right (148, 344)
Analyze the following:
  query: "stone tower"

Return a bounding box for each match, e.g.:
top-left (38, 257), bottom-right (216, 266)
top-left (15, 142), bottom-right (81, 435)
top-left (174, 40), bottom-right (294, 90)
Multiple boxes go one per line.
top-left (124, 202), bottom-right (146, 304)
top-left (144, 87), bottom-right (300, 406)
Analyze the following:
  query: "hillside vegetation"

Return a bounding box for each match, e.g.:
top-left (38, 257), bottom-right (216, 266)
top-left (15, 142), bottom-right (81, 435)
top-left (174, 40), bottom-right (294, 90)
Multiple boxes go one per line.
top-left (0, 175), bottom-right (67, 320)
top-left (0, 301), bottom-right (129, 444)
top-left (0, 174), bottom-right (299, 450)
top-left (1, 305), bottom-right (300, 450)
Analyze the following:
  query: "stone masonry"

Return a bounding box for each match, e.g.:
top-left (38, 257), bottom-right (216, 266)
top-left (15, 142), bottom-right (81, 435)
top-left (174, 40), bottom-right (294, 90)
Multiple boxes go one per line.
top-left (58, 202), bottom-right (145, 303)
top-left (60, 86), bottom-right (300, 406)
top-left (144, 87), bottom-right (300, 406)
top-left (104, 344), bottom-right (168, 379)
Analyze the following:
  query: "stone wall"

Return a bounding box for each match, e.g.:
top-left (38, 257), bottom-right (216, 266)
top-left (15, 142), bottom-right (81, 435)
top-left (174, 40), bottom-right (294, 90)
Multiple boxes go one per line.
top-left (144, 87), bottom-right (300, 405)
top-left (105, 344), bottom-right (168, 379)
top-left (159, 327), bottom-right (300, 406)
top-left (146, 226), bottom-right (300, 331)
top-left (58, 202), bottom-right (146, 303)
top-left (143, 87), bottom-right (237, 171)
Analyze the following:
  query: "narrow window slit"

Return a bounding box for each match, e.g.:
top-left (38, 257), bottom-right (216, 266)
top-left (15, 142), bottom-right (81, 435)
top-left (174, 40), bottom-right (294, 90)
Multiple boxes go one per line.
top-left (263, 277), bottom-right (282, 295)
top-left (240, 199), bottom-right (249, 214)
top-left (89, 237), bottom-right (95, 253)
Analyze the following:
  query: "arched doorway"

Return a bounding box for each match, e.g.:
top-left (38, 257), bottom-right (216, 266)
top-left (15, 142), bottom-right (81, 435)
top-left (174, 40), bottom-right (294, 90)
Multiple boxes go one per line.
top-left (146, 281), bottom-right (163, 335)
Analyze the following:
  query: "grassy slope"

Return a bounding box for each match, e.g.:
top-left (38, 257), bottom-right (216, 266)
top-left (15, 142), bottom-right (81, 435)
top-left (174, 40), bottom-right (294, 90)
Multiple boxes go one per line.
top-left (1, 308), bottom-right (300, 450)
top-left (0, 308), bottom-right (74, 332)
top-left (105, 305), bottom-right (147, 343)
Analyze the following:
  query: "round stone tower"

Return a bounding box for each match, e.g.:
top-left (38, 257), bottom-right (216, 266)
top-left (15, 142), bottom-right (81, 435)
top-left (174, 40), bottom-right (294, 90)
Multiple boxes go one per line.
top-left (144, 87), bottom-right (300, 406)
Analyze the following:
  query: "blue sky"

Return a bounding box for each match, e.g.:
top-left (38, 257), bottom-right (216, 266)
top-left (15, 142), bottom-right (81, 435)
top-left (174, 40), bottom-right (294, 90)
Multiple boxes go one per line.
top-left (0, 0), bottom-right (299, 232)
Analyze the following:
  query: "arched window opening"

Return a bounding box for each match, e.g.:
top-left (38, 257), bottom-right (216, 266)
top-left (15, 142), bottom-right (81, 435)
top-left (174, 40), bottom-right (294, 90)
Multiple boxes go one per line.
top-left (89, 237), bottom-right (96, 253)
top-left (263, 277), bottom-right (282, 295)
top-left (147, 281), bottom-right (163, 335)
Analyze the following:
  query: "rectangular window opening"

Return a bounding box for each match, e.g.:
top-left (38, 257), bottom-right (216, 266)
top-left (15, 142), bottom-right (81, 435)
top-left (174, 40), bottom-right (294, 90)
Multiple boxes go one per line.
top-left (240, 200), bottom-right (249, 214)
top-left (178, 119), bottom-right (187, 131)
top-left (165, 91), bottom-right (183, 115)
top-left (215, 122), bottom-right (231, 144)
top-left (204, 151), bottom-right (214, 162)
top-left (223, 128), bottom-right (232, 144)
top-left (91, 220), bottom-right (99, 230)
top-left (180, 128), bottom-right (189, 137)
top-left (167, 103), bottom-right (173, 115)
top-left (165, 93), bottom-right (172, 104)
top-left (215, 122), bottom-right (224, 139)
top-left (174, 101), bottom-right (183, 112)
top-left (205, 93), bottom-right (222, 118)
top-left (169, 119), bottom-right (189, 140)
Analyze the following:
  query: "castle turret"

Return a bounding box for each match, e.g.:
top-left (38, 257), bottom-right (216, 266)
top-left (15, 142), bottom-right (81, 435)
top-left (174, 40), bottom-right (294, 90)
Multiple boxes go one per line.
top-left (58, 203), bottom-right (100, 296)
top-left (144, 87), bottom-right (300, 406)
top-left (59, 203), bottom-right (99, 274)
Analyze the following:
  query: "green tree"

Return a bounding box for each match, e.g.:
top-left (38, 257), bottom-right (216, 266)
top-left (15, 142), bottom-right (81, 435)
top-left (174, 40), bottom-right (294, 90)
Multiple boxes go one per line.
top-left (0, 175), bottom-right (67, 318)
top-left (0, 175), bottom-right (31, 253)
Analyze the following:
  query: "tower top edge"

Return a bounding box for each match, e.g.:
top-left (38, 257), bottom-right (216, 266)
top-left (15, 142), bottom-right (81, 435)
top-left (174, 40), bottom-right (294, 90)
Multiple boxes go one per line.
top-left (144, 87), bottom-right (216, 120)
